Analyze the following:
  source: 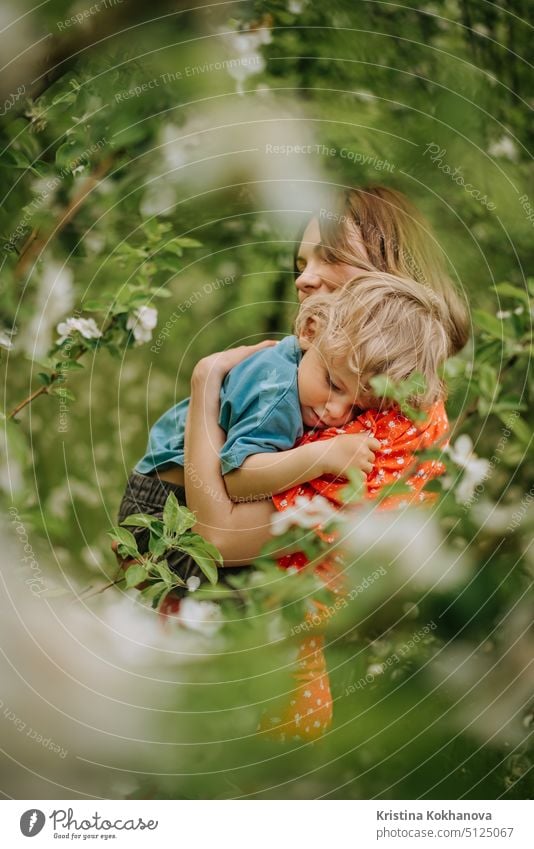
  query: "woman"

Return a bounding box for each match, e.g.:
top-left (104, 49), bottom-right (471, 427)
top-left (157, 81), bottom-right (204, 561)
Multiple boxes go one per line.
top-left (117, 185), bottom-right (468, 742)
top-left (177, 185), bottom-right (468, 564)
top-left (118, 186), bottom-right (468, 567)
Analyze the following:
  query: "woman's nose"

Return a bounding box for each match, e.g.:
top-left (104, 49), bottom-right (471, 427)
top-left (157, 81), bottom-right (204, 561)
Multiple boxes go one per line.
top-left (295, 269), bottom-right (323, 293)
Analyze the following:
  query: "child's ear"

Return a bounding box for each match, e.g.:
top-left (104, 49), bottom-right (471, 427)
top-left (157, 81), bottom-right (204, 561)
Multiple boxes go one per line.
top-left (298, 316), bottom-right (319, 350)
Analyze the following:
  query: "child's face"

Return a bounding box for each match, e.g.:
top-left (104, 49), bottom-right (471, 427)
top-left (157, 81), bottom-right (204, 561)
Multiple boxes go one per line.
top-left (297, 342), bottom-right (361, 429)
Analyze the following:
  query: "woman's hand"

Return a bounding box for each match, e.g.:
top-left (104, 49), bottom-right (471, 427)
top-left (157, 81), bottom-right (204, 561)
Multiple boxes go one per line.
top-left (317, 433), bottom-right (381, 477)
top-left (192, 340), bottom-right (278, 385)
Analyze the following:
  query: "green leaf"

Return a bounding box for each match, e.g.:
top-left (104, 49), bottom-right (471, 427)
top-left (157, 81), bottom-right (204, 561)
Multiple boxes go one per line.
top-left (473, 310), bottom-right (505, 339)
top-left (56, 360), bottom-right (84, 371)
top-left (49, 386), bottom-right (76, 401)
top-left (163, 242), bottom-right (183, 257)
top-left (162, 492), bottom-right (196, 536)
top-left (83, 299), bottom-right (109, 311)
top-left (180, 533), bottom-right (223, 565)
top-left (498, 413), bottom-right (531, 446)
top-left (125, 564), bottom-right (148, 588)
top-left (149, 533), bottom-right (167, 558)
top-left (138, 581), bottom-right (168, 607)
top-left (108, 526), bottom-right (139, 558)
top-left (36, 372), bottom-right (52, 386)
top-left (173, 237), bottom-right (202, 248)
top-left (177, 536), bottom-right (221, 585)
top-left (187, 552), bottom-right (218, 586)
top-left (121, 513), bottom-right (161, 531)
top-left (154, 561), bottom-right (175, 586)
top-left (339, 468), bottom-right (365, 504)
top-left (493, 282), bottom-right (530, 305)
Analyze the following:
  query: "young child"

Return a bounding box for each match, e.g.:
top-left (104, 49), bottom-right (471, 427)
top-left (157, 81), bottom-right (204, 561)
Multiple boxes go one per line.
top-left (119, 271), bottom-right (450, 586)
top-left (253, 278), bottom-right (452, 743)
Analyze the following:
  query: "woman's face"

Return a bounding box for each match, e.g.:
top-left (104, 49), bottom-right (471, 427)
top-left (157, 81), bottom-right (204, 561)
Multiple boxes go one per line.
top-left (294, 217), bottom-right (370, 302)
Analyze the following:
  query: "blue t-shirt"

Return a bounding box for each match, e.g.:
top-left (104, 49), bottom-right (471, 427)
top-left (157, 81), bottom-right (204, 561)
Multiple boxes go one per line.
top-left (135, 336), bottom-right (304, 476)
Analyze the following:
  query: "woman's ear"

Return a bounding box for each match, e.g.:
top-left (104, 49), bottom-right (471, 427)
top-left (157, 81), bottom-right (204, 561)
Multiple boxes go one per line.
top-left (298, 316), bottom-right (319, 350)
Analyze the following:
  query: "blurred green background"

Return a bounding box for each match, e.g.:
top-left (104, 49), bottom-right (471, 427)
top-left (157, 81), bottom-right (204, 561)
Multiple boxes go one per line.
top-left (0, 0), bottom-right (532, 800)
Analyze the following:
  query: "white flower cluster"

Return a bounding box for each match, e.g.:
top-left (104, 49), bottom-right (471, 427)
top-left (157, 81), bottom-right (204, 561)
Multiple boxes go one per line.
top-left (0, 329), bottom-right (13, 350)
top-left (222, 22), bottom-right (271, 94)
top-left (447, 434), bottom-right (491, 504)
top-left (56, 316), bottom-right (102, 344)
top-left (177, 598), bottom-right (222, 636)
top-left (271, 494), bottom-right (338, 536)
top-left (126, 305), bottom-right (158, 346)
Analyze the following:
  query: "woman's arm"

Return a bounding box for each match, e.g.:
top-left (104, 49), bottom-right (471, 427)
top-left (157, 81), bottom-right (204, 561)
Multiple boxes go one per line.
top-left (184, 343), bottom-right (281, 567)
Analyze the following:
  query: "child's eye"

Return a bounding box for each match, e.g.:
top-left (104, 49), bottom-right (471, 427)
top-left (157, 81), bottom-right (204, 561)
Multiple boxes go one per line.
top-left (327, 376), bottom-right (342, 392)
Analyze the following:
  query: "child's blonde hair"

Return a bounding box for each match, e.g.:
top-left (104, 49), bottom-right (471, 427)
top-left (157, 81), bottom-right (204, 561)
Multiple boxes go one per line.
top-left (294, 271), bottom-right (449, 411)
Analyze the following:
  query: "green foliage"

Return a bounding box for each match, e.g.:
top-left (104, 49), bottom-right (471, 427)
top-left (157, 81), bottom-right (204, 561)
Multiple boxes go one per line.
top-left (108, 493), bottom-right (222, 607)
top-left (0, 0), bottom-right (532, 802)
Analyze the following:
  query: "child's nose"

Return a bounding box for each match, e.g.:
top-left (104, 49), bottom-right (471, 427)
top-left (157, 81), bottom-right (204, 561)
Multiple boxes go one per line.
top-left (325, 399), bottom-right (352, 425)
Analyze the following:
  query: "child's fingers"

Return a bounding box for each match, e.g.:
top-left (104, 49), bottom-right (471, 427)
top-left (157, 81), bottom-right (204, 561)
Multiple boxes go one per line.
top-left (368, 438), bottom-right (381, 451)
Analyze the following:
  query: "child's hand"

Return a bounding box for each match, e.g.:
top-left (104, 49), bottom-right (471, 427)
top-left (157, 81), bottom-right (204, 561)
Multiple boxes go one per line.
top-left (318, 433), bottom-right (381, 477)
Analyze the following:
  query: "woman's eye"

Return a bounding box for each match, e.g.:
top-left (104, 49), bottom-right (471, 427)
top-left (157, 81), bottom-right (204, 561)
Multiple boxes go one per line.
top-left (296, 258), bottom-right (306, 273)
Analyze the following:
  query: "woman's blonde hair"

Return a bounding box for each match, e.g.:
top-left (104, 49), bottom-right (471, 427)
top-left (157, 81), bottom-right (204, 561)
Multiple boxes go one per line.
top-left (294, 272), bottom-right (450, 411)
top-left (300, 185), bottom-right (469, 356)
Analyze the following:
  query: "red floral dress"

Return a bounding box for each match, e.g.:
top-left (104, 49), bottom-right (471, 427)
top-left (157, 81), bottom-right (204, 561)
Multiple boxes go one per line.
top-left (256, 402), bottom-right (449, 742)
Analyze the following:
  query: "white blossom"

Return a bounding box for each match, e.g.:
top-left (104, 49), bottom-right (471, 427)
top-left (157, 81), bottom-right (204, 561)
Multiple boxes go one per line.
top-left (126, 306), bottom-right (158, 346)
top-left (488, 135), bottom-right (518, 161)
top-left (270, 494), bottom-right (338, 536)
top-left (186, 575), bottom-right (201, 592)
top-left (0, 329), bottom-right (13, 350)
top-left (178, 598), bottom-right (222, 636)
top-left (343, 507), bottom-right (467, 592)
top-left (56, 316), bottom-right (102, 344)
top-left (447, 434), bottom-right (491, 504)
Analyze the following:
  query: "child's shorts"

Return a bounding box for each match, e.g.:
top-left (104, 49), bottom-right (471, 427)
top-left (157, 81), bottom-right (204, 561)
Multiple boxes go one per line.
top-left (117, 470), bottom-right (249, 597)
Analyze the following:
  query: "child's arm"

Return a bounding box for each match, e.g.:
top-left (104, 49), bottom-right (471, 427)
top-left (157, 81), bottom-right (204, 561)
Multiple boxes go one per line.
top-left (224, 432), bottom-right (381, 501)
